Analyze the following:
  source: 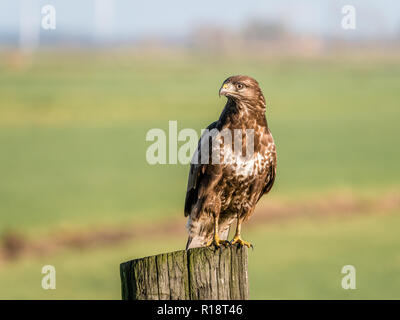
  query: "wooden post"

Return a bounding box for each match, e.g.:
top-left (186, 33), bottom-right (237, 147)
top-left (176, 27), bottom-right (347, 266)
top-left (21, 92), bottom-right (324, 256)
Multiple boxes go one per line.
top-left (120, 244), bottom-right (249, 300)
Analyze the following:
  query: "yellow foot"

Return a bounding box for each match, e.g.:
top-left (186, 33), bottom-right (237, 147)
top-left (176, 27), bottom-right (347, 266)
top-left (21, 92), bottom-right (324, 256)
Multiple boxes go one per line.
top-left (230, 237), bottom-right (253, 249)
top-left (206, 236), bottom-right (230, 248)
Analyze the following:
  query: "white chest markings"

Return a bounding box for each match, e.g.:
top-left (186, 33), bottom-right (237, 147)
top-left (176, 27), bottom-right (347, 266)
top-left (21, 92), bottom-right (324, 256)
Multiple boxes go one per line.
top-left (223, 144), bottom-right (270, 179)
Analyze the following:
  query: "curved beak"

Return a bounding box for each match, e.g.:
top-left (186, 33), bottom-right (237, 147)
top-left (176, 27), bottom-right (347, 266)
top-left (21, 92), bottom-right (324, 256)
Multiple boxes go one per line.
top-left (219, 83), bottom-right (232, 97)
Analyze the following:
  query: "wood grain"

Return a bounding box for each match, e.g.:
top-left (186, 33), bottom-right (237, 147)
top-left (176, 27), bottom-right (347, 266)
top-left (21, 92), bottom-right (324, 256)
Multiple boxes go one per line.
top-left (120, 244), bottom-right (249, 300)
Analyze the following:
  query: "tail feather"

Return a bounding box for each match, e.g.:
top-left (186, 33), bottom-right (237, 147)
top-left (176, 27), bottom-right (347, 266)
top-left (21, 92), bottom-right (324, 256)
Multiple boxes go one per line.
top-left (219, 226), bottom-right (230, 241)
top-left (186, 235), bottom-right (207, 250)
top-left (185, 215), bottom-right (234, 250)
top-left (186, 225), bottom-right (231, 250)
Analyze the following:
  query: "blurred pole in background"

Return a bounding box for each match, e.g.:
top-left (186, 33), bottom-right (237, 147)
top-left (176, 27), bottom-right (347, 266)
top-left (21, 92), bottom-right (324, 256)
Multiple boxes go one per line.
top-left (19, 0), bottom-right (39, 53)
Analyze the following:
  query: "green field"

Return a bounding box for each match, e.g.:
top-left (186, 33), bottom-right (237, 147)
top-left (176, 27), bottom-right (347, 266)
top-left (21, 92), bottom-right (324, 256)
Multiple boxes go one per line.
top-left (0, 52), bottom-right (399, 299)
top-left (0, 211), bottom-right (399, 299)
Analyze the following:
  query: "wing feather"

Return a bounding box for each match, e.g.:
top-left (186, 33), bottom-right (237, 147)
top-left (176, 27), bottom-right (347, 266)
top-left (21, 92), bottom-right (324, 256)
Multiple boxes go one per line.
top-left (184, 121), bottom-right (218, 216)
top-left (257, 130), bottom-right (277, 203)
top-left (257, 162), bottom-right (276, 203)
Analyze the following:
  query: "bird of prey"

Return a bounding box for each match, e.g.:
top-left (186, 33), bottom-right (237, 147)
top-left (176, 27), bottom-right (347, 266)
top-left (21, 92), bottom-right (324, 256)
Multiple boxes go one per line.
top-left (185, 75), bottom-right (277, 249)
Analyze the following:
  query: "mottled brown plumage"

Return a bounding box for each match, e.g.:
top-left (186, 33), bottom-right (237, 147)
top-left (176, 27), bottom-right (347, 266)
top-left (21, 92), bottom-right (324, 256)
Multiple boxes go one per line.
top-left (185, 75), bottom-right (277, 249)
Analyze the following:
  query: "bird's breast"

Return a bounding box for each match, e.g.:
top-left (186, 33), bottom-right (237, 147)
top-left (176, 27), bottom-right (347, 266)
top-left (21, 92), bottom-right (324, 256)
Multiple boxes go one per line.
top-left (221, 141), bottom-right (273, 181)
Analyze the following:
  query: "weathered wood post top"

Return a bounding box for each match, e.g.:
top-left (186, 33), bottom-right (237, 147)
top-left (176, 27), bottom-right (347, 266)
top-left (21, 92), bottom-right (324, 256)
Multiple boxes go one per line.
top-left (120, 244), bottom-right (249, 300)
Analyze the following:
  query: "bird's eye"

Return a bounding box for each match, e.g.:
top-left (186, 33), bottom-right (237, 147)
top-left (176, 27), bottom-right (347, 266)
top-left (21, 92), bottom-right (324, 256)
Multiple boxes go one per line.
top-left (236, 83), bottom-right (244, 90)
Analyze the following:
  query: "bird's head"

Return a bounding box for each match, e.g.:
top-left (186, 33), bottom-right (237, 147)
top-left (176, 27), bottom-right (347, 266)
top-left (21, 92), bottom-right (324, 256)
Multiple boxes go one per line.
top-left (219, 75), bottom-right (265, 109)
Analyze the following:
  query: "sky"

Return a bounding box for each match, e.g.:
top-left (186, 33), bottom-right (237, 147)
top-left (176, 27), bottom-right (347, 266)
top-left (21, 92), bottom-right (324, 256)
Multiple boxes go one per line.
top-left (0, 0), bottom-right (399, 42)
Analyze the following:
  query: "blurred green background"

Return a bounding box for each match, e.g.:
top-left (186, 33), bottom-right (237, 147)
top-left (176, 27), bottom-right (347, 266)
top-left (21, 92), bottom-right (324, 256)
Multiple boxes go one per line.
top-left (0, 53), bottom-right (399, 299)
top-left (1, 0), bottom-right (400, 300)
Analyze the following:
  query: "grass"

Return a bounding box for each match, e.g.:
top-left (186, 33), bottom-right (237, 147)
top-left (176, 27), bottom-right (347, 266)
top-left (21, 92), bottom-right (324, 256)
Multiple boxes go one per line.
top-left (249, 211), bottom-right (400, 299)
top-left (0, 52), bottom-right (399, 298)
top-left (0, 210), bottom-right (398, 299)
top-left (0, 53), bottom-right (399, 232)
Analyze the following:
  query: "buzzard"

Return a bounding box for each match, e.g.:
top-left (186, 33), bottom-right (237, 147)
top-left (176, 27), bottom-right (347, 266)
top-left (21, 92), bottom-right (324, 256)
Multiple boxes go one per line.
top-left (185, 75), bottom-right (277, 249)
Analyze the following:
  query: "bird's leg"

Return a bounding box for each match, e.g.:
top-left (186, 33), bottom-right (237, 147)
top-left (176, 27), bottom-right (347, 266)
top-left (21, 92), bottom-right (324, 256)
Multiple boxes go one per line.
top-left (230, 217), bottom-right (253, 249)
top-left (206, 215), bottom-right (230, 248)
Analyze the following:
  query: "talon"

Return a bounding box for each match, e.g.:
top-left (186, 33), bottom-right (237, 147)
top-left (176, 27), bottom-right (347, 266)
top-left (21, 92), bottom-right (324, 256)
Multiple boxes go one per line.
top-left (221, 240), bottom-right (231, 247)
top-left (206, 235), bottom-right (229, 248)
top-left (230, 236), bottom-right (252, 248)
